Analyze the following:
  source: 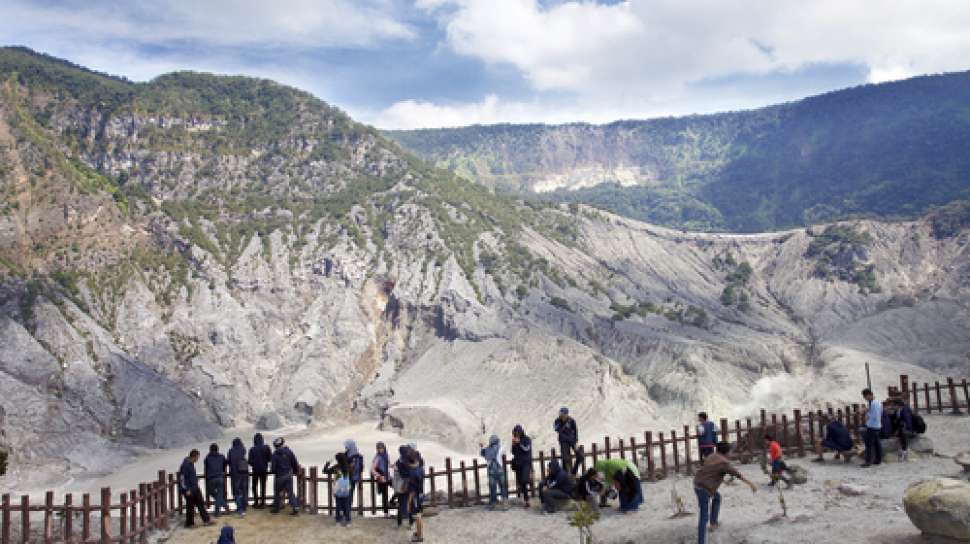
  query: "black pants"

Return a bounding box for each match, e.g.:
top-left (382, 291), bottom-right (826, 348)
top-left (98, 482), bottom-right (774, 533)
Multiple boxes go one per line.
top-left (514, 465), bottom-right (532, 502)
top-left (699, 445), bottom-right (715, 460)
top-left (184, 487), bottom-right (210, 527)
top-left (559, 441), bottom-right (579, 474)
top-left (252, 473), bottom-right (268, 506)
top-left (540, 487), bottom-right (571, 513)
top-left (377, 482), bottom-right (389, 514)
top-left (393, 492), bottom-right (413, 526)
top-left (863, 428), bottom-right (883, 465)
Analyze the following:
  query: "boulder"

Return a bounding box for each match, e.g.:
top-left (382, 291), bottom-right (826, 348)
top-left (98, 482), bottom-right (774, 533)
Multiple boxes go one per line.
top-left (838, 483), bottom-right (868, 496)
top-left (956, 451), bottom-right (970, 473)
top-left (787, 464), bottom-right (809, 485)
top-left (256, 412), bottom-right (283, 431)
top-left (903, 478), bottom-right (970, 541)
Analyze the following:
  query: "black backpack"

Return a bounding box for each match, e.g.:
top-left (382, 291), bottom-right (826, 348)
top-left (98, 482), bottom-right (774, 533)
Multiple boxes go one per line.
top-left (912, 414), bottom-right (927, 434)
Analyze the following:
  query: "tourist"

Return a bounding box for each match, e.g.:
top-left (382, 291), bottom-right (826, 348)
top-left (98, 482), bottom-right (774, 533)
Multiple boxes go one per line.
top-left (324, 453), bottom-right (352, 526)
top-left (575, 468), bottom-right (605, 511)
top-left (812, 414), bottom-right (854, 462)
top-left (861, 388), bottom-right (883, 467)
top-left (511, 424), bottom-right (534, 508)
top-left (372, 442), bottom-right (391, 515)
top-left (696, 412), bottom-right (718, 460)
top-left (217, 525), bottom-right (235, 544)
top-left (613, 468), bottom-right (643, 513)
top-left (227, 438), bottom-right (249, 517)
top-left (204, 444), bottom-right (229, 516)
top-left (764, 434), bottom-right (792, 487)
top-left (406, 446), bottom-right (426, 543)
top-left (178, 449), bottom-right (213, 528)
top-left (538, 459), bottom-right (574, 513)
top-left (394, 445), bottom-right (414, 528)
top-left (248, 433), bottom-right (272, 508)
top-left (693, 442), bottom-right (757, 544)
top-left (270, 437), bottom-right (300, 515)
top-left (594, 458), bottom-right (639, 507)
top-left (480, 434), bottom-right (508, 509)
top-left (344, 440), bottom-right (364, 516)
top-left (891, 398), bottom-right (915, 461)
top-left (554, 407), bottom-right (579, 474)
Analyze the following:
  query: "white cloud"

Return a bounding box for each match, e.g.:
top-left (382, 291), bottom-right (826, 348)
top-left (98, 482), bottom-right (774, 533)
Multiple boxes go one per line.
top-left (422, 0), bottom-right (970, 95)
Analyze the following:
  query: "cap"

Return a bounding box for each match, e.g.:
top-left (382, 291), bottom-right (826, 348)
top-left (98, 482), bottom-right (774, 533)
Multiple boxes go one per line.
top-left (273, 437), bottom-right (284, 448)
top-left (559, 407), bottom-right (569, 415)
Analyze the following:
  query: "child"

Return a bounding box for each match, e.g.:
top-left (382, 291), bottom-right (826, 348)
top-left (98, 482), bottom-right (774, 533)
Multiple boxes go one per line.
top-left (764, 434), bottom-right (792, 488)
top-left (323, 453), bottom-right (352, 526)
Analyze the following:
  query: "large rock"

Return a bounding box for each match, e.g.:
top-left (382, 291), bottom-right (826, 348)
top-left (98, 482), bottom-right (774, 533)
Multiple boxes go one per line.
top-left (956, 451), bottom-right (970, 473)
top-left (903, 478), bottom-right (970, 541)
top-left (256, 413), bottom-right (283, 431)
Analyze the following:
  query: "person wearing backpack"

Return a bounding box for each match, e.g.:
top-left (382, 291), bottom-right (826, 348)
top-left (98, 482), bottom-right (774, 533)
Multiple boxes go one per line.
top-left (270, 437), bottom-right (300, 515)
top-left (372, 442), bottom-right (391, 516)
top-left (696, 412), bottom-right (718, 460)
top-left (891, 398), bottom-right (917, 461)
top-left (324, 453), bottom-right (352, 526)
top-left (343, 440), bottom-right (364, 518)
top-left (406, 447), bottom-right (426, 543)
top-left (393, 445), bottom-right (414, 528)
top-left (248, 433), bottom-right (272, 508)
top-left (511, 425), bottom-right (533, 509)
top-left (480, 434), bottom-right (509, 509)
top-left (227, 438), bottom-right (249, 517)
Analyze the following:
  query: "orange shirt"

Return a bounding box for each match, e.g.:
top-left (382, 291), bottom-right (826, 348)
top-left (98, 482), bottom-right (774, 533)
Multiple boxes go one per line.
top-left (768, 441), bottom-right (782, 461)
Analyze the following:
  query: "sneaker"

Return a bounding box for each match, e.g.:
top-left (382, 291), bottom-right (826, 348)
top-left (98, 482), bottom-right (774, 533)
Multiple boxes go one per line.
top-left (238, 511), bottom-right (246, 518)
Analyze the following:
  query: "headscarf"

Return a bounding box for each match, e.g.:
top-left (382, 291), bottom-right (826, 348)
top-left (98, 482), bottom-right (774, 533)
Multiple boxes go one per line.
top-left (374, 441), bottom-right (390, 475)
top-left (344, 439), bottom-right (359, 458)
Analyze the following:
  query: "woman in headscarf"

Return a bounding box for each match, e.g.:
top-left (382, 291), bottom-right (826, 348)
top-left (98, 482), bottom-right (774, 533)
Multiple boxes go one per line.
top-left (372, 441), bottom-right (391, 515)
top-left (343, 439), bottom-right (364, 517)
top-left (613, 468), bottom-right (643, 513)
top-left (480, 434), bottom-right (508, 508)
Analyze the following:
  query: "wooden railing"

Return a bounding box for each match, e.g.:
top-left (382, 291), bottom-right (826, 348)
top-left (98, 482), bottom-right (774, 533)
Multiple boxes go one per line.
top-left (2, 373), bottom-right (965, 543)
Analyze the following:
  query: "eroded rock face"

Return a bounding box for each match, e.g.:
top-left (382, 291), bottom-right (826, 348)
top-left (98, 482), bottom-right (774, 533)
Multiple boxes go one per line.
top-left (903, 478), bottom-right (970, 541)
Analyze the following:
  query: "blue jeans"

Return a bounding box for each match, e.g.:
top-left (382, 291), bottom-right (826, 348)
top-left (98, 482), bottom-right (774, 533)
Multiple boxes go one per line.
top-left (863, 428), bottom-right (883, 464)
top-left (619, 484), bottom-right (643, 512)
top-left (695, 486), bottom-right (721, 544)
top-left (335, 496), bottom-right (352, 523)
top-left (488, 472), bottom-right (508, 504)
top-left (231, 474), bottom-right (248, 513)
top-left (273, 474), bottom-right (299, 512)
top-left (208, 478), bottom-right (228, 514)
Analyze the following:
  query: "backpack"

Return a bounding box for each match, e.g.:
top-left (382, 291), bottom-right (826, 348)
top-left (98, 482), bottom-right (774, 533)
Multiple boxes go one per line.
top-left (912, 414), bottom-right (927, 434)
top-left (334, 476), bottom-right (351, 498)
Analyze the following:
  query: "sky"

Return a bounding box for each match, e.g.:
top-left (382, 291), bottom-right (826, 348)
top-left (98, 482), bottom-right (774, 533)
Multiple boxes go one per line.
top-left (2, 1), bottom-right (970, 129)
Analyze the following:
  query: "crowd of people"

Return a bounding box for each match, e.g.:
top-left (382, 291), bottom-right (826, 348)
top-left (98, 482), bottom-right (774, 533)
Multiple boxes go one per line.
top-left (175, 390), bottom-right (920, 543)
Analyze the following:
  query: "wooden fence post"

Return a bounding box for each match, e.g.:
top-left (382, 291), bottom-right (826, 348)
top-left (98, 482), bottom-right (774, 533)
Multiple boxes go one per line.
top-left (310, 467), bottom-right (319, 514)
top-left (719, 418), bottom-right (729, 445)
top-left (429, 467), bottom-right (438, 508)
top-left (590, 443), bottom-right (598, 465)
top-left (157, 471), bottom-right (167, 529)
top-left (167, 474), bottom-right (175, 516)
top-left (924, 383), bottom-right (931, 413)
top-left (19, 495), bottom-right (28, 544)
top-left (745, 418), bottom-right (754, 457)
top-left (807, 411), bottom-right (816, 453)
top-left (325, 472), bottom-right (333, 516)
top-left (948, 378), bottom-right (962, 414)
top-left (963, 379), bottom-right (970, 411)
top-left (459, 461), bottom-right (469, 506)
top-left (1, 494), bottom-right (8, 544)
top-left (472, 460), bottom-right (482, 505)
top-left (644, 432), bottom-right (655, 482)
top-left (501, 454), bottom-right (511, 498)
top-left (43, 491), bottom-right (53, 544)
top-left (128, 488), bottom-right (137, 544)
top-left (100, 487), bottom-right (111, 544)
top-left (658, 432), bottom-right (667, 475)
top-left (578, 445), bottom-right (587, 473)
top-left (618, 438), bottom-right (626, 460)
top-left (138, 484), bottom-right (146, 535)
top-left (64, 493), bottom-right (73, 544)
top-left (671, 429), bottom-right (680, 473)
top-left (604, 437), bottom-right (611, 460)
top-left (793, 410), bottom-right (805, 457)
top-left (912, 383), bottom-right (919, 413)
top-left (683, 425), bottom-right (693, 475)
top-left (781, 414), bottom-right (789, 449)
top-left (899, 375), bottom-right (909, 402)
top-left (935, 381), bottom-right (943, 412)
top-left (628, 437), bottom-right (638, 477)
top-left (82, 493), bottom-right (91, 542)
top-left (445, 458), bottom-right (454, 507)
top-left (119, 492), bottom-right (128, 542)
top-left (369, 474), bottom-right (376, 516)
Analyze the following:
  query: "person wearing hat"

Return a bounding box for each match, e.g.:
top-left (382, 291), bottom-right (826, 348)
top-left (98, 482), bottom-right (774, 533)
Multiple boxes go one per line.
top-left (554, 407), bottom-right (579, 475)
top-left (479, 434), bottom-right (508, 509)
top-left (270, 437), bottom-right (301, 515)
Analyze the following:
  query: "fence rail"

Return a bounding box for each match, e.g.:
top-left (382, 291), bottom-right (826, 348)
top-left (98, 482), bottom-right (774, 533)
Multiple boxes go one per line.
top-left (2, 373), bottom-right (965, 543)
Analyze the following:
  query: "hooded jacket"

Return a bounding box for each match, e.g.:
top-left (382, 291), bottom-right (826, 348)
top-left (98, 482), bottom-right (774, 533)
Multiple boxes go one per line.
top-left (511, 425), bottom-right (533, 470)
top-left (480, 435), bottom-right (503, 472)
top-left (554, 416), bottom-right (578, 445)
top-left (178, 457), bottom-right (200, 493)
top-left (372, 442), bottom-right (390, 479)
top-left (344, 439), bottom-right (364, 482)
top-left (228, 438), bottom-right (248, 477)
top-left (543, 460), bottom-right (574, 495)
top-left (248, 433), bottom-right (272, 475)
top-left (204, 450), bottom-right (227, 481)
top-left (271, 445), bottom-right (299, 477)
top-left (217, 526), bottom-right (235, 544)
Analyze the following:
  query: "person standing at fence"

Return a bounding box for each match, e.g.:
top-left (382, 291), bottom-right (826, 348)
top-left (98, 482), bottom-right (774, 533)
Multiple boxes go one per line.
top-left (248, 433), bottom-right (272, 509)
top-left (480, 434), bottom-right (509, 509)
top-left (861, 389), bottom-right (884, 467)
top-left (554, 407), bottom-right (579, 475)
top-left (538, 459), bottom-right (574, 513)
top-left (270, 437), bottom-right (301, 515)
top-left (693, 442), bottom-right (757, 544)
top-left (324, 452), bottom-right (352, 526)
top-left (372, 441), bottom-right (391, 516)
top-left (205, 443), bottom-right (229, 517)
top-left (179, 449), bottom-right (213, 528)
top-left (891, 398), bottom-right (915, 461)
top-left (343, 439), bottom-right (364, 517)
top-left (406, 446), bottom-right (426, 543)
top-left (511, 424), bottom-right (534, 509)
top-left (394, 445), bottom-right (415, 528)
top-left (228, 437), bottom-right (249, 517)
top-left (696, 412), bottom-right (718, 460)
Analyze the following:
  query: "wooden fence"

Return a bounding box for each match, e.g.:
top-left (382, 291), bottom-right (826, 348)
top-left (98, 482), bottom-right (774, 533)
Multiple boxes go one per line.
top-left (2, 373), bottom-right (965, 543)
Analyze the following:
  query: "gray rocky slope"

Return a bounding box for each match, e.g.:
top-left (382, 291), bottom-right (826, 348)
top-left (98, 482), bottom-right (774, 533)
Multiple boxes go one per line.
top-left (1, 50), bottom-right (969, 480)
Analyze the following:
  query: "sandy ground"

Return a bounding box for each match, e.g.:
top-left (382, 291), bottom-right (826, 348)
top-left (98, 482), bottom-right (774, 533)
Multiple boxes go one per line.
top-left (152, 415), bottom-right (970, 544)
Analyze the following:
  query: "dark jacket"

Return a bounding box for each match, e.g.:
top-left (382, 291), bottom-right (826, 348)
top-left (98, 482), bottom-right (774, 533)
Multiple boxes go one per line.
top-left (217, 526), bottom-right (235, 544)
top-left (897, 405), bottom-right (914, 433)
top-left (880, 410), bottom-right (895, 439)
top-left (271, 446), bottom-right (299, 477)
top-left (697, 420), bottom-right (718, 447)
top-left (543, 460), bottom-right (574, 495)
top-left (511, 425), bottom-right (533, 470)
top-left (248, 433), bottom-right (272, 474)
top-left (204, 451), bottom-right (228, 481)
top-left (178, 457), bottom-right (200, 493)
top-left (344, 441), bottom-right (364, 483)
top-left (575, 470), bottom-right (603, 499)
top-left (323, 452), bottom-right (350, 477)
top-left (824, 420), bottom-right (853, 451)
top-left (228, 438), bottom-right (248, 477)
top-left (554, 416), bottom-right (578, 446)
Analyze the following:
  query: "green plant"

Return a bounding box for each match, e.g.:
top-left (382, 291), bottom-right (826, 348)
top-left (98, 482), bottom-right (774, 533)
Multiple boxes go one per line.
top-left (549, 296), bottom-right (573, 312)
top-left (568, 501), bottom-right (600, 544)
